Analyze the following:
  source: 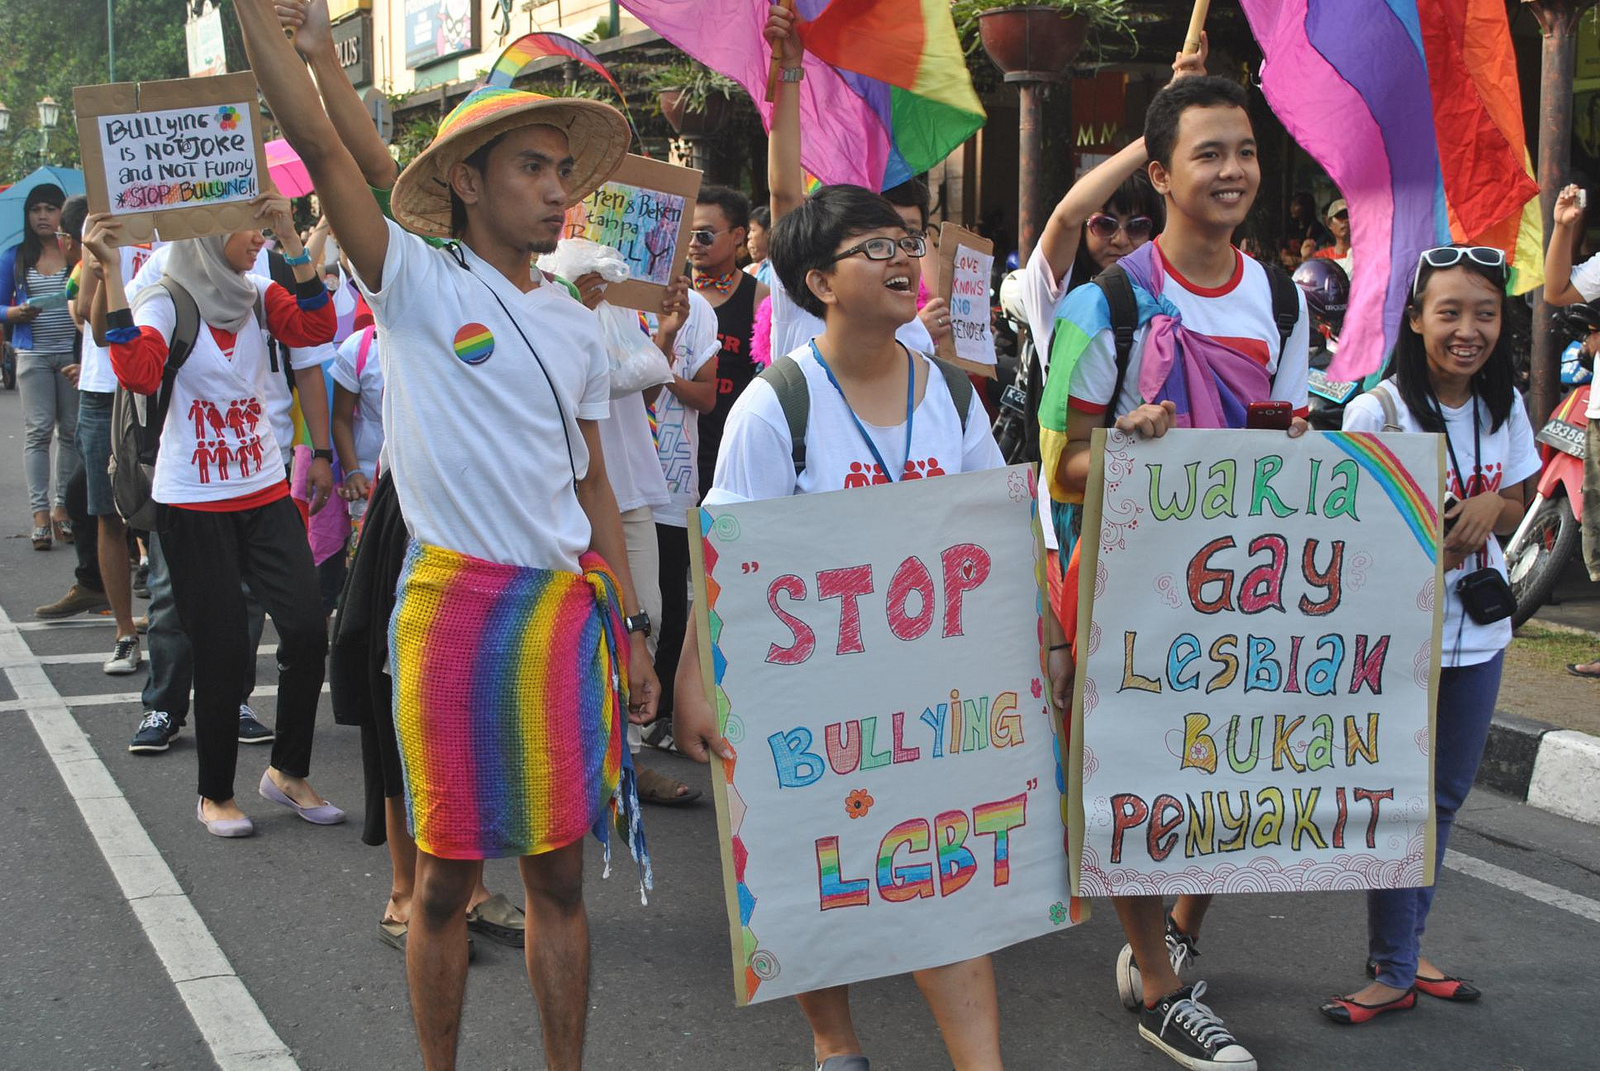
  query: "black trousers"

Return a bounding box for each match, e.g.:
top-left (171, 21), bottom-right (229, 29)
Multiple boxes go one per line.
top-left (64, 464), bottom-right (101, 593)
top-left (161, 496), bottom-right (327, 802)
top-left (654, 522), bottom-right (693, 719)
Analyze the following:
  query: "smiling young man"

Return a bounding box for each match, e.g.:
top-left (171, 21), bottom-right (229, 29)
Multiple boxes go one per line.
top-left (235, 4), bottom-right (659, 1069)
top-left (691, 186), bottom-right (768, 498)
top-left (1039, 75), bottom-right (1310, 1071)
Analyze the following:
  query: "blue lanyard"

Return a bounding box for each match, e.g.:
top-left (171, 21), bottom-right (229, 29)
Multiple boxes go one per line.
top-left (809, 340), bottom-right (914, 484)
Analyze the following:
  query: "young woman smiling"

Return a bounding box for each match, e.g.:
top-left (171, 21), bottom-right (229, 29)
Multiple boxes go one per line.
top-left (1331, 246), bottom-right (1539, 1024)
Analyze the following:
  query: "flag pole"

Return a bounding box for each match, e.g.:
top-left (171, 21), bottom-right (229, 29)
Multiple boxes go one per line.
top-left (1184, 0), bottom-right (1211, 53)
top-left (765, 0), bottom-right (797, 103)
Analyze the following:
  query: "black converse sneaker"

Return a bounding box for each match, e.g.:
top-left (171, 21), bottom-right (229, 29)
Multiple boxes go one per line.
top-left (1139, 982), bottom-right (1256, 1071)
top-left (1117, 912), bottom-right (1202, 1009)
top-left (129, 711), bottom-right (179, 753)
top-left (237, 704), bottom-right (275, 744)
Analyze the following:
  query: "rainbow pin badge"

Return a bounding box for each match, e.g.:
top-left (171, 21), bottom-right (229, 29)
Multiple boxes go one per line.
top-left (216, 106), bottom-right (240, 131)
top-left (453, 322), bottom-right (495, 365)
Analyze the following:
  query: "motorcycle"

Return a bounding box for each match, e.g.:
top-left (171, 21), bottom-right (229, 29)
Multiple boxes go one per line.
top-left (990, 270), bottom-right (1040, 466)
top-left (1504, 383), bottom-right (1588, 628)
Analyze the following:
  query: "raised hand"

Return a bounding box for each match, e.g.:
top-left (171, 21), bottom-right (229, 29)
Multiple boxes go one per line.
top-left (765, 2), bottom-right (804, 67)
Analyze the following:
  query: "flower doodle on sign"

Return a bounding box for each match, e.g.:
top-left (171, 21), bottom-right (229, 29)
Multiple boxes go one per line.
top-left (1049, 901), bottom-right (1069, 925)
top-left (1030, 677), bottom-right (1042, 700)
top-left (844, 789), bottom-right (874, 819)
top-left (216, 106), bottom-right (240, 130)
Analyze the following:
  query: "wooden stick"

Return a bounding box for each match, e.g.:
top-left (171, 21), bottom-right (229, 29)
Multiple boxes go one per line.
top-left (1184, 0), bottom-right (1211, 54)
top-left (758, 0), bottom-right (790, 102)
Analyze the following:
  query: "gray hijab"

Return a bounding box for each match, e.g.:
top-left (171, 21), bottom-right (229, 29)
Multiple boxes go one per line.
top-left (132, 235), bottom-right (258, 333)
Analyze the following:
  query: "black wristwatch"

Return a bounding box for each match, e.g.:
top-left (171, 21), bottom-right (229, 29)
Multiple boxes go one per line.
top-left (624, 611), bottom-right (652, 638)
top-left (311, 448), bottom-right (335, 462)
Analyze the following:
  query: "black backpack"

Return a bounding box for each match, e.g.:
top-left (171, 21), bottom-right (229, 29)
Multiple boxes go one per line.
top-left (1088, 259), bottom-right (1301, 427)
top-left (759, 351), bottom-right (974, 478)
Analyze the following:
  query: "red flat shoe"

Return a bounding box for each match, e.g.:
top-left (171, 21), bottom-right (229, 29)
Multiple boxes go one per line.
top-left (1320, 988), bottom-right (1416, 1024)
top-left (1365, 961), bottom-right (1481, 1002)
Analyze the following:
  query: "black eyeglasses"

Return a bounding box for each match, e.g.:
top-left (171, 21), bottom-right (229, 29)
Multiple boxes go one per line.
top-left (1412, 245), bottom-right (1506, 299)
top-left (828, 235), bottom-right (928, 264)
top-left (689, 228), bottom-right (729, 246)
top-left (1087, 213), bottom-right (1155, 241)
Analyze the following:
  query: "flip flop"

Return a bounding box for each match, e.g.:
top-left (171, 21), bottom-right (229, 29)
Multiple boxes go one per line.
top-left (637, 766), bottom-right (701, 806)
top-left (31, 526), bottom-right (51, 551)
top-left (377, 918), bottom-right (476, 962)
top-left (1566, 663), bottom-right (1600, 679)
top-left (466, 892), bottom-right (526, 948)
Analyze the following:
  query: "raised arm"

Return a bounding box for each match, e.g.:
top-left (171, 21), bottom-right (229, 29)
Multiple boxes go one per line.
top-left (766, 3), bottom-right (805, 222)
top-left (234, 0), bottom-right (390, 288)
top-left (277, 0), bottom-right (400, 191)
top-left (1545, 184), bottom-right (1589, 307)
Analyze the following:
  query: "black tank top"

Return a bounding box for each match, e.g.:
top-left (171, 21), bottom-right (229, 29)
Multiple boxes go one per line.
top-left (698, 271), bottom-right (759, 496)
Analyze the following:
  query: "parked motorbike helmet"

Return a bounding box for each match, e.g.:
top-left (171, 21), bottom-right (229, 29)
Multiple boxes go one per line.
top-left (998, 269), bottom-right (1028, 325)
top-left (1554, 302), bottom-right (1600, 342)
top-left (1292, 258), bottom-right (1350, 338)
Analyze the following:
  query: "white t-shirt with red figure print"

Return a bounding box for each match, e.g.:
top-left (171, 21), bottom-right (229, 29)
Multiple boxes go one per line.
top-left (706, 344), bottom-right (1003, 505)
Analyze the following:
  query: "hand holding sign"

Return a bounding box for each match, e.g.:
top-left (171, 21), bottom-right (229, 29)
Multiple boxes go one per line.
top-left (935, 222), bottom-right (996, 376)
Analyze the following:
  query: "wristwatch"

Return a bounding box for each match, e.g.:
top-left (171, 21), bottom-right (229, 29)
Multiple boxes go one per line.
top-left (312, 448), bottom-right (335, 462)
top-left (779, 67), bottom-right (804, 83)
top-left (624, 611), bottom-right (652, 638)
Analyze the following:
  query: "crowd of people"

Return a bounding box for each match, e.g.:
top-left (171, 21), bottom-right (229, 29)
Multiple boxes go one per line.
top-left (5, 0), bottom-right (1591, 1069)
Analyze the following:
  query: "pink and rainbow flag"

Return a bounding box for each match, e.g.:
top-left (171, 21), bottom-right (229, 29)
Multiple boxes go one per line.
top-left (1240, 0), bottom-right (1541, 381)
top-left (620, 0), bottom-right (983, 190)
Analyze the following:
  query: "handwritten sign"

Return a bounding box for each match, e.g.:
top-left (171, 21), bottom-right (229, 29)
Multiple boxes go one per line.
top-left (75, 73), bottom-right (267, 245)
top-left (563, 154), bottom-right (701, 313)
top-left (692, 466), bottom-right (1082, 1007)
top-left (1069, 428), bottom-right (1444, 896)
top-left (936, 222), bottom-right (996, 377)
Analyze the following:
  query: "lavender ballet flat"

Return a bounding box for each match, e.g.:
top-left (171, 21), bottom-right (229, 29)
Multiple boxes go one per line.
top-left (196, 797), bottom-right (254, 838)
top-left (258, 771), bottom-right (346, 825)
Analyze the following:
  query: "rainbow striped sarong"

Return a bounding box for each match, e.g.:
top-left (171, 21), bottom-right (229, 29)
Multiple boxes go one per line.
top-left (389, 542), bottom-right (649, 892)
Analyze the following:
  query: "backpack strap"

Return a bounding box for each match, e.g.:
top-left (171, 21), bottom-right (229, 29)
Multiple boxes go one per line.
top-left (926, 353), bottom-right (973, 433)
top-left (1369, 381), bottom-right (1404, 432)
top-left (143, 279), bottom-right (202, 456)
top-left (1264, 263), bottom-right (1300, 359)
top-left (355, 325), bottom-right (376, 379)
top-left (758, 355), bottom-right (811, 476)
top-left (1091, 263), bottom-right (1139, 429)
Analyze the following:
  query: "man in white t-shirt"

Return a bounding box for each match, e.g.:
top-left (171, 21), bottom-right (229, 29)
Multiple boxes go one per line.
top-left (239, 5), bottom-right (659, 1067)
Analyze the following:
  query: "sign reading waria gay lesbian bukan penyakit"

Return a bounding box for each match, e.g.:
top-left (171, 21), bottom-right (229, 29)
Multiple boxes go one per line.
top-left (690, 466), bottom-right (1083, 1007)
top-left (1070, 428), bottom-right (1445, 897)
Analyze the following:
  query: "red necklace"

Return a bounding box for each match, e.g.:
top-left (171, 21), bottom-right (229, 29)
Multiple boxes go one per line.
top-left (693, 267), bottom-right (741, 295)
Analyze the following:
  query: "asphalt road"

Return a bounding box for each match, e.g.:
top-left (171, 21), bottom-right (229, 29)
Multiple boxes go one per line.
top-left (1, 384), bottom-right (1597, 1071)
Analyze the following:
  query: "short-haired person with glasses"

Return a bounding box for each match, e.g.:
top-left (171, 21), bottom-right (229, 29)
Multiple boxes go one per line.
top-left (1039, 72), bottom-right (1311, 1071)
top-left (672, 180), bottom-right (1007, 1071)
top-left (692, 185), bottom-right (768, 498)
top-left (1332, 244), bottom-right (1536, 1023)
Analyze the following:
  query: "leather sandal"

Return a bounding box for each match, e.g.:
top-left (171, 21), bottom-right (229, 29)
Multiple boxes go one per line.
top-left (1320, 987), bottom-right (1416, 1024)
top-left (465, 892), bottom-right (526, 948)
top-left (1366, 961), bottom-right (1480, 1001)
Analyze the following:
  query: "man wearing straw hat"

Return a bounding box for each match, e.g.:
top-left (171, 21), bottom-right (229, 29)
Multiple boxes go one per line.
top-left (236, 5), bottom-right (659, 1069)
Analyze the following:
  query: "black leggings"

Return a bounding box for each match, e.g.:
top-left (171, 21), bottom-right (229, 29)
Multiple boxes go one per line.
top-left (654, 523), bottom-right (692, 719)
top-left (161, 497), bottom-right (327, 802)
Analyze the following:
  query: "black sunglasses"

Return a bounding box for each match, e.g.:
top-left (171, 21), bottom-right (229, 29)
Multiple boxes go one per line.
top-left (828, 235), bottom-right (928, 264)
top-left (1087, 213), bottom-right (1155, 241)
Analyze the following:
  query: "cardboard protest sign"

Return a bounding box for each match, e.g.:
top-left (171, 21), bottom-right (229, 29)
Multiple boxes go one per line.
top-left (936, 222), bottom-right (996, 377)
top-left (74, 73), bottom-right (267, 245)
top-left (562, 154), bottom-right (700, 313)
top-left (1069, 428), bottom-right (1445, 896)
top-left (692, 466), bottom-right (1083, 1007)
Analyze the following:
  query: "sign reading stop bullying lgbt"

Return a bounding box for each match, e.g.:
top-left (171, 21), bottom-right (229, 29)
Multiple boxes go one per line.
top-left (1070, 428), bottom-right (1445, 897)
top-left (692, 467), bottom-right (1081, 1006)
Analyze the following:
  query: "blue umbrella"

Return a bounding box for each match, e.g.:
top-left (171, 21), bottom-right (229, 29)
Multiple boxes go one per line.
top-left (0, 166), bottom-right (86, 253)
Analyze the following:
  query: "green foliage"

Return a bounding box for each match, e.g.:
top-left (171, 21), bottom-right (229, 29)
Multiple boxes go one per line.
top-left (646, 60), bottom-right (740, 116)
top-left (391, 114), bottom-right (440, 173)
top-left (0, 0), bottom-right (193, 179)
top-left (949, 0), bottom-right (1137, 60)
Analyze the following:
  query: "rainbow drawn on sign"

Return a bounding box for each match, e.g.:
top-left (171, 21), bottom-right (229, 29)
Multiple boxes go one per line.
top-left (1325, 432), bottom-right (1440, 561)
top-left (452, 323), bottom-right (495, 365)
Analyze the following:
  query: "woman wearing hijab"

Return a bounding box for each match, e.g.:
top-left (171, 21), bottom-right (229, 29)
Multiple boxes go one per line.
top-left (0, 183), bottom-right (81, 549)
top-left (84, 193), bottom-right (343, 839)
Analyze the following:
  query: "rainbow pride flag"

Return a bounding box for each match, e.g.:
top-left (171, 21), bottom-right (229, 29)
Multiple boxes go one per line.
top-left (1240, 0), bottom-right (1540, 381)
top-left (620, 0), bottom-right (983, 190)
top-left (481, 32), bottom-right (643, 150)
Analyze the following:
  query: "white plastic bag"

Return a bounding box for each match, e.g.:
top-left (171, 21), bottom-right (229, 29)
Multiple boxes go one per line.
top-left (594, 302), bottom-right (673, 397)
top-left (537, 238), bottom-right (631, 284)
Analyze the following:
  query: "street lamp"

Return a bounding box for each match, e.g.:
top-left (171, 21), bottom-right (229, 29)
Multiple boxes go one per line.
top-left (37, 96), bottom-right (59, 165)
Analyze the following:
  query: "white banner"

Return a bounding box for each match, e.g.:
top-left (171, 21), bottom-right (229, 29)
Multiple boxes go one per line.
top-left (186, 4), bottom-right (227, 79)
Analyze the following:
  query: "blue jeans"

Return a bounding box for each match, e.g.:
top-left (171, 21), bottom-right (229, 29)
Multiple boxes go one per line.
top-left (141, 531), bottom-right (265, 719)
top-left (74, 391), bottom-right (115, 517)
top-left (1367, 651), bottom-right (1504, 988)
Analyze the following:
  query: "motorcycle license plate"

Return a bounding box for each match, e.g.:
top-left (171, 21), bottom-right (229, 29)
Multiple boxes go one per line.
top-left (1308, 369), bottom-right (1358, 404)
top-left (999, 383), bottom-right (1028, 414)
top-left (1536, 419), bottom-right (1587, 459)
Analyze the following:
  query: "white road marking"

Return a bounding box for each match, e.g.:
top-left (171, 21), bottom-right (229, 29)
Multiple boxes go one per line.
top-left (0, 682), bottom-right (328, 714)
top-left (1444, 849), bottom-right (1600, 925)
top-left (0, 604), bottom-right (302, 1071)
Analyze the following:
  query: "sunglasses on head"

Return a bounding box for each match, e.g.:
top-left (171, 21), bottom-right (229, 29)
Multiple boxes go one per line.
top-left (828, 234), bottom-right (928, 264)
top-left (1087, 213), bottom-right (1155, 241)
top-left (1411, 245), bottom-right (1506, 300)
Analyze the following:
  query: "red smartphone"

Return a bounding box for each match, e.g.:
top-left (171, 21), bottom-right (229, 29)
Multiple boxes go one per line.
top-left (1246, 401), bottom-right (1293, 430)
